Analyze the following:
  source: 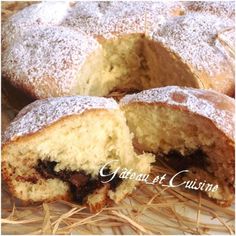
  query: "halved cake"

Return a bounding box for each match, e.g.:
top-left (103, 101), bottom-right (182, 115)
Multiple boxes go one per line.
top-left (120, 86), bottom-right (235, 206)
top-left (2, 96), bottom-right (154, 211)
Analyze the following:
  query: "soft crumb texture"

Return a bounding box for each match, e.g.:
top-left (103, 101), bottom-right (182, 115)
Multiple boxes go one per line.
top-left (2, 1), bottom-right (235, 98)
top-left (120, 86), bottom-right (234, 205)
top-left (2, 96), bottom-right (154, 208)
top-left (120, 86), bottom-right (234, 139)
top-left (2, 96), bottom-right (117, 143)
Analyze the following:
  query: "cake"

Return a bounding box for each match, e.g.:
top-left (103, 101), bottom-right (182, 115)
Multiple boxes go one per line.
top-left (120, 86), bottom-right (235, 205)
top-left (2, 1), bottom-right (235, 99)
top-left (2, 96), bottom-right (154, 211)
top-left (2, 1), bottom-right (235, 209)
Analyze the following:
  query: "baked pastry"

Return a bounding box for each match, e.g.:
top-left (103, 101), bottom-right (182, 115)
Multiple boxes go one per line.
top-left (2, 26), bottom-right (102, 99)
top-left (2, 1), bottom-right (234, 99)
top-left (120, 86), bottom-right (235, 206)
top-left (147, 12), bottom-right (235, 97)
top-left (2, 1), bottom-right (184, 48)
top-left (1, 96), bottom-right (154, 211)
top-left (1, 1), bottom-right (72, 50)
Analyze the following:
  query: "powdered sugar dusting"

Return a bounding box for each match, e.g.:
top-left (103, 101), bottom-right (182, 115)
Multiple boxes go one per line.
top-left (185, 1), bottom-right (235, 19)
top-left (120, 86), bottom-right (235, 139)
top-left (3, 1), bottom-right (184, 46)
top-left (3, 96), bottom-right (118, 143)
top-left (153, 13), bottom-right (234, 75)
top-left (62, 1), bottom-right (185, 39)
top-left (2, 26), bottom-right (100, 98)
top-left (2, 1), bottom-right (235, 99)
top-left (2, 2), bottom-right (71, 48)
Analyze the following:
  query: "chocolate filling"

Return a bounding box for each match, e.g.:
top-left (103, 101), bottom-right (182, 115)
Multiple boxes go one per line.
top-left (36, 160), bottom-right (122, 204)
top-left (159, 149), bottom-right (209, 172)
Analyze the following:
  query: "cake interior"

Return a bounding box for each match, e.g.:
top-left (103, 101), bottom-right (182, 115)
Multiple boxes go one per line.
top-left (75, 34), bottom-right (199, 97)
top-left (122, 104), bottom-right (234, 204)
top-left (36, 160), bottom-right (122, 204)
top-left (2, 109), bottom-right (153, 207)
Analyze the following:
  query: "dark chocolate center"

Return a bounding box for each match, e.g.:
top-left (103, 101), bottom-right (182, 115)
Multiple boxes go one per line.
top-left (36, 160), bottom-right (122, 204)
top-left (159, 149), bottom-right (209, 172)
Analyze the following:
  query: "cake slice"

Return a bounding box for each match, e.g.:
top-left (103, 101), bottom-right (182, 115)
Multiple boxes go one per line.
top-left (2, 96), bottom-right (154, 211)
top-left (120, 86), bottom-right (235, 206)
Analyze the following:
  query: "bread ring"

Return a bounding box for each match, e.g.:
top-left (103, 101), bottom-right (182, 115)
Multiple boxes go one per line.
top-left (2, 2), bottom-right (234, 98)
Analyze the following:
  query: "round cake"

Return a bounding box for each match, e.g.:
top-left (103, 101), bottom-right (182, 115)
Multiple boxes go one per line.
top-left (2, 1), bottom-right (235, 210)
top-left (2, 1), bottom-right (235, 99)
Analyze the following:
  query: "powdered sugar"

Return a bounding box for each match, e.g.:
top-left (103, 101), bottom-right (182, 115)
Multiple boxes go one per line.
top-left (62, 1), bottom-right (185, 39)
top-left (120, 86), bottom-right (235, 139)
top-left (153, 13), bottom-right (234, 75)
top-left (185, 1), bottom-right (235, 19)
top-left (2, 2), bottom-right (71, 48)
top-left (3, 96), bottom-right (118, 143)
top-left (2, 26), bottom-right (100, 98)
top-left (2, 1), bottom-right (235, 99)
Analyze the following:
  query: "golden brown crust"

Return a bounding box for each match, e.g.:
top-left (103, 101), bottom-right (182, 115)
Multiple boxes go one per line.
top-left (151, 13), bottom-right (235, 97)
top-left (120, 86), bottom-right (235, 141)
top-left (2, 95), bottom-right (118, 144)
top-left (120, 86), bottom-right (235, 206)
top-left (1, 96), bottom-right (119, 207)
top-left (2, 97), bottom-right (141, 210)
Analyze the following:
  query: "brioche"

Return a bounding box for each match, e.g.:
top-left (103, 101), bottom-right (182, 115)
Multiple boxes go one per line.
top-left (2, 1), bottom-right (234, 98)
top-left (120, 86), bottom-right (235, 205)
top-left (2, 96), bottom-right (153, 211)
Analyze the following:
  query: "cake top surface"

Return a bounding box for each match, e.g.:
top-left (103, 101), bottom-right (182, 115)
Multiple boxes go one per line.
top-left (185, 1), bottom-right (235, 19)
top-left (153, 12), bottom-right (234, 75)
top-left (3, 1), bottom-right (185, 41)
top-left (2, 1), bottom-right (235, 99)
top-left (120, 86), bottom-right (235, 140)
top-left (4, 1), bottom-right (234, 40)
top-left (2, 25), bottom-right (100, 98)
top-left (3, 2), bottom-right (70, 28)
top-left (61, 1), bottom-right (185, 38)
top-left (3, 96), bottom-right (118, 143)
top-left (2, 2), bottom-right (71, 49)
